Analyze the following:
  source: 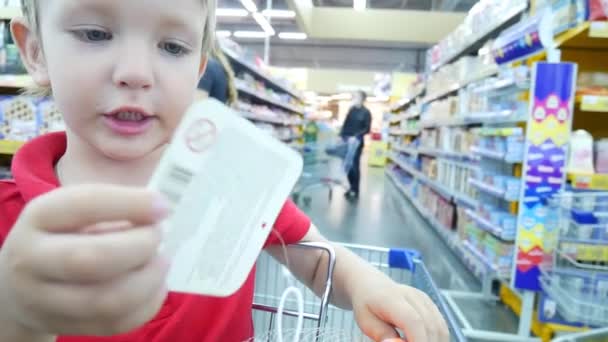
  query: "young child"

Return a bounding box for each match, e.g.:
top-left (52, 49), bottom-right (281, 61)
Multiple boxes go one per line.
top-left (0, 1), bottom-right (449, 342)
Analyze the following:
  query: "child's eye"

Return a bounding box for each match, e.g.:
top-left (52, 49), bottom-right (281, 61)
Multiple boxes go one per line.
top-left (160, 42), bottom-right (189, 56)
top-left (73, 29), bottom-right (113, 42)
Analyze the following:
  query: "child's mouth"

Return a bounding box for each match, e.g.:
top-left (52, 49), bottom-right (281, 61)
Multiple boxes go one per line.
top-left (103, 110), bottom-right (155, 136)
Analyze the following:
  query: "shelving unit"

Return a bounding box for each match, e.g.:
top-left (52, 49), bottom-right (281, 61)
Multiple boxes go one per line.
top-left (386, 1), bottom-right (608, 340)
top-left (430, 1), bottom-right (528, 71)
top-left (222, 47), bottom-right (302, 101)
top-left (221, 42), bottom-right (305, 145)
top-left (235, 83), bottom-right (304, 115)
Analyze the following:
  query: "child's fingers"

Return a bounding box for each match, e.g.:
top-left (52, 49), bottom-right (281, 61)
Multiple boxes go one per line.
top-left (22, 256), bottom-right (168, 335)
top-left (355, 304), bottom-right (400, 342)
top-left (401, 286), bottom-right (445, 342)
top-left (28, 226), bottom-right (162, 282)
top-left (408, 288), bottom-right (450, 342)
top-left (373, 298), bottom-right (428, 342)
top-left (24, 185), bottom-right (169, 233)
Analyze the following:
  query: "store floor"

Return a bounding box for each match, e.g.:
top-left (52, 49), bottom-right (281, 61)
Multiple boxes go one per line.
top-left (298, 152), bottom-right (521, 338)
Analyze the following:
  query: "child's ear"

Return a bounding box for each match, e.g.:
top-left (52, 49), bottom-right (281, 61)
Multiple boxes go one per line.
top-left (11, 18), bottom-right (50, 87)
top-left (198, 56), bottom-right (209, 79)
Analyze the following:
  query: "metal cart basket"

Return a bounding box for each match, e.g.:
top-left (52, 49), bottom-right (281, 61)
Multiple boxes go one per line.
top-left (252, 242), bottom-right (466, 342)
top-left (292, 136), bottom-right (360, 207)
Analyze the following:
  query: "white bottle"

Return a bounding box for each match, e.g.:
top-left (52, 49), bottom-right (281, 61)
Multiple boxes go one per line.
top-left (567, 130), bottom-right (595, 175)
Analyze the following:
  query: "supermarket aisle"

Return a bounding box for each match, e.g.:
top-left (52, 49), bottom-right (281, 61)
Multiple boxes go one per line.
top-left (299, 153), bottom-right (477, 291)
top-left (299, 151), bottom-right (519, 336)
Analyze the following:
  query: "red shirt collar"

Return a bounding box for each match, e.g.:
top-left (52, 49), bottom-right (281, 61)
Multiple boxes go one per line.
top-left (12, 132), bottom-right (66, 202)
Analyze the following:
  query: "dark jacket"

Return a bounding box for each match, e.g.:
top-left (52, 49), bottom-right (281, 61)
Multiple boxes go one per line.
top-left (198, 58), bottom-right (229, 104)
top-left (340, 105), bottom-right (372, 139)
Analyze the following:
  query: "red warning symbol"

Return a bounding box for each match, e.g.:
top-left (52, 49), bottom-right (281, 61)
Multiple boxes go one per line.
top-left (185, 119), bottom-right (216, 153)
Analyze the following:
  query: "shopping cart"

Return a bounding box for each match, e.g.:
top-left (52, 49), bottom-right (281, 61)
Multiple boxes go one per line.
top-left (252, 242), bottom-right (466, 342)
top-left (291, 136), bottom-right (360, 207)
top-left (539, 192), bottom-right (608, 341)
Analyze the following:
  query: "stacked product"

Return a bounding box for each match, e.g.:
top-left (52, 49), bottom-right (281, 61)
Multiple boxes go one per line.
top-left (473, 129), bottom-right (525, 161)
top-left (420, 96), bottom-right (460, 126)
top-left (235, 101), bottom-right (301, 126)
top-left (235, 76), bottom-right (301, 110)
top-left (0, 96), bottom-right (63, 141)
top-left (428, 0), bottom-right (528, 69)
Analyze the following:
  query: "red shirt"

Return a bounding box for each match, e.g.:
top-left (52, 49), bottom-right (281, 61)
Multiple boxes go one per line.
top-left (0, 132), bottom-right (311, 342)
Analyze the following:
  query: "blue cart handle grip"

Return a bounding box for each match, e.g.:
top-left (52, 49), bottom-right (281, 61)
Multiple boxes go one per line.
top-left (388, 248), bottom-right (421, 271)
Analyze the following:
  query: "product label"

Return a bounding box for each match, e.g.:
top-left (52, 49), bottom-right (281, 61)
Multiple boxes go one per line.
top-left (148, 99), bottom-right (303, 297)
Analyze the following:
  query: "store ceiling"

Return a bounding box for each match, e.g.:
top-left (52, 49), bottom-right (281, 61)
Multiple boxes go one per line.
top-left (216, 0), bottom-right (476, 72)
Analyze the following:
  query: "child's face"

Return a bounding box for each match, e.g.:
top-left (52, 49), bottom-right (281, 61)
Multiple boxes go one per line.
top-left (29, 0), bottom-right (208, 160)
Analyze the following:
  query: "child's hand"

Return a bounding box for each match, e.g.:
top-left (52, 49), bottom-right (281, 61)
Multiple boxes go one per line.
top-left (352, 277), bottom-right (450, 342)
top-left (0, 185), bottom-right (170, 338)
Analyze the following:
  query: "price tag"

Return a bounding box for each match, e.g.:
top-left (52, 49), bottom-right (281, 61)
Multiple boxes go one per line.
top-left (581, 95), bottom-right (608, 112)
top-left (589, 21), bottom-right (608, 39)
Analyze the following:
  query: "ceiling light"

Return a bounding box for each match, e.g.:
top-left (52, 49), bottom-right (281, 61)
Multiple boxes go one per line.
top-left (239, 0), bottom-right (258, 12)
top-left (353, 0), bottom-right (366, 11)
top-left (278, 32), bottom-right (307, 40)
top-left (216, 30), bottom-right (232, 38)
top-left (216, 8), bottom-right (249, 17)
top-left (252, 12), bottom-right (276, 36)
top-left (262, 9), bottom-right (296, 18)
top-left (234, 31), bottom-right (268, 39)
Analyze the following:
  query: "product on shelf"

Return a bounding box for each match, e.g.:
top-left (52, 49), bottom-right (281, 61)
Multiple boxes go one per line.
top-left (577, 71), bottom-right (608, 97)
top-left (0, 95), bottom-right (63, 141)
top-left (568, 130), bottom-right (595, 174)
top-left (590, 0), bottom-right (608, 20)
top-left (428, 0), bottom-right (527, 69)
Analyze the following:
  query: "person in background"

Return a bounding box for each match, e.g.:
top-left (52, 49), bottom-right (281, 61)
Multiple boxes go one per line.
top-left (197, 39), bottom-right (238, 105)
top-left (340, 90), bottom-right (372, 199)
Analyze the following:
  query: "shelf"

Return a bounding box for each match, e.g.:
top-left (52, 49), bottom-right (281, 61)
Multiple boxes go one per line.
top-left (0, 7), bottom-right (20, 20)
top-left (462, 240), bottom-right (500, 276)
top-left (223, 48), bottom-right (301, 101)
top-left (0, 140), bottom-right (23, 155)
top-left (0, 74), bottom-right (32, 89)
top-left (555, 21), bottom-right (608, 50)
top-left (465, 209), bottom-right (516, 242)
top-left (388, 128), bottom-right (420, 136)
top-left (423, 69), bottom-right (501, 106)
top-left (468, 178), bottom-right (518, 202)
top-left (471, 146), bottom-right (523, 163)
top-left (422, 83), bottom-right (461, 105)
top-left (240, 112), bottom-right (301, 126)
top-left (392, 145), bottom-right (418, 157)
top-left (391, 88), bottom-right (424, 112)
top-left (567, 172), bottom-right (608, 191)
top-left (418, 147), bottom-right (476, 161)
top-left (420, 110), bottom-right (527, 129)
top-left (430, 2), bottom-right (528, 71)
top-left (388, 171), bottom-right (460, 246)
top-left (236, 84), bottom-right (304, 115)
top-left (472, 78), bottom-right (517, 94)
top-left (389, 111), bottom-right (420, 124)
top-left (478, 126), bottom-right (524, 137)
top-left (578, 95), bottom-right (608, 113)
top-left (387, 170), bottom-right (494, 280)
top-left (389, 154), bottom-right (423, 179)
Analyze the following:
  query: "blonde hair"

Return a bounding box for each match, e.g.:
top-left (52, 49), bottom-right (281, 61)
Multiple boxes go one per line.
top-left (210, 39), bottom-right (238, 106)
top-left (19, 0), bottom-right (217, 97)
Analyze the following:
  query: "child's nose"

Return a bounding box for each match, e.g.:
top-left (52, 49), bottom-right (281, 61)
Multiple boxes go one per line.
top-left (112, 48), bottom-right (154, 90)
